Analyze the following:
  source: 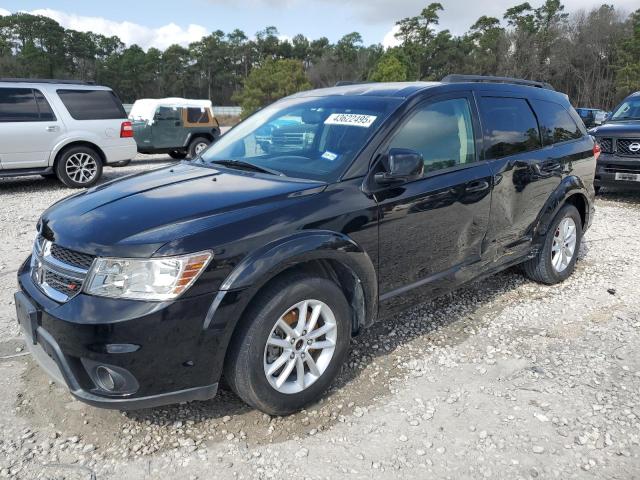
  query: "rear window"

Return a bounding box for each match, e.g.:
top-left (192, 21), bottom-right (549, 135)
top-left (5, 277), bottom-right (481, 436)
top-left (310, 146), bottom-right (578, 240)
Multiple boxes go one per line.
top-left (186, 107), bottom-right (211, 124)
top-left (532, 100), bottom-right (583, 145)
top-left (480, 97), bottom-right (541, 159)
top-left (57, 89), bottom-right (126, 120)
top-left (0, 87), bottom-right (56, 122)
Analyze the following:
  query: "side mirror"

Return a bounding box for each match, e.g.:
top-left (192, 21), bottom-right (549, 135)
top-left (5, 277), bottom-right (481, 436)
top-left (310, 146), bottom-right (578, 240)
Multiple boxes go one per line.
top-left (374, 148), bottom-right (424, 185)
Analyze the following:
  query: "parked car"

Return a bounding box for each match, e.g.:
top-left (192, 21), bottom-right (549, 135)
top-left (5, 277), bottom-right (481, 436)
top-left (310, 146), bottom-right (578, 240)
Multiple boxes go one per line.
top-left (0, 79), bottom-right (136, 187)
top-left (576, 107), bottom-right (608, 128)
top-left (15, 75), bottom-right (597, 415)
top-left (590, 91), bottom-right (640, 192)
top-left (129, 98), bottom-right (221, 159)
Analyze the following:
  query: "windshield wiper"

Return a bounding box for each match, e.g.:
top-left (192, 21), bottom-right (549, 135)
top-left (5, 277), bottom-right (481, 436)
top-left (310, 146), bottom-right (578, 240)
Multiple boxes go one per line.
top-left (208, 159), bottom-right (284, 176)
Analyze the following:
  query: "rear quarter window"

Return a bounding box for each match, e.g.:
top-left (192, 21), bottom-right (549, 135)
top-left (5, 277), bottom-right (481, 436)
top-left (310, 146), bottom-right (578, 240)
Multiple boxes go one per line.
top-left (531, 99), bottom-right (584, 145)
top-left (479, 97), bottom-right (541, 159)
top-left (186, 107), bottom-right (211, 124)
top-left (57, 89), bottom-right (126, 120)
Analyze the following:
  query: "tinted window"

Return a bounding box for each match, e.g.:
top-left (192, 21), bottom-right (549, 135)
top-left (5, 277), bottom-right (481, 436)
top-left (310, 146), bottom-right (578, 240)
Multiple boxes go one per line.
top-left (389, 98), bottom-right (476, 174)
top-left (480, 97), bottom-right (541, 159)
top-left (187, 107), bottom-right (210, 124)
top-left (34, 90), bottom-right (56, 121)
top-left (0, 88), bottom-right (40, 122)
top-left (532, 100), bottom-right (583, 145)
top-left (57, 89), bottom-right (126, 120)
top-left (155, 106), bottom-right (180, 121)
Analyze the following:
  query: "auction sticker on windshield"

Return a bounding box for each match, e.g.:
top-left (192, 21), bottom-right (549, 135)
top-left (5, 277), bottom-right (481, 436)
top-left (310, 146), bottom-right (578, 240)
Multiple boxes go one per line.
top-left (324, 113), bottom-right (377, 128)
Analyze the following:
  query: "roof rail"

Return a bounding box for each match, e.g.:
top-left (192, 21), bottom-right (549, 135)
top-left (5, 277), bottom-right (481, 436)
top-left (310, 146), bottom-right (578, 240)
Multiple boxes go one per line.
top-left (441, 74), bottom-right (554, 91)
top-left (0, 78), bottom-right (96, 85)
top-left (334, 81), bottom-right (374, 87)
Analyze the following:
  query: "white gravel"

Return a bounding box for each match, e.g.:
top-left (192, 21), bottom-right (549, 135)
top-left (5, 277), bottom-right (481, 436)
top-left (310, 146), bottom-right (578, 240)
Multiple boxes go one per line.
top-left (0, 163), bottom-right (639, 479)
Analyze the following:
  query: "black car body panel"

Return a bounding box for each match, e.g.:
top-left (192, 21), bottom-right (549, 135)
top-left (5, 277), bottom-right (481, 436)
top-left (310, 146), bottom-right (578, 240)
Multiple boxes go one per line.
top-left (16, 80), bottom-right (597, 409)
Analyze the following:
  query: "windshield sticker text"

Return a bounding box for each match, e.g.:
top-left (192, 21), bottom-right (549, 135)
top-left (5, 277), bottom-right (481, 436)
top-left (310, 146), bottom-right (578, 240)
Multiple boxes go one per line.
top-left (324, 113), bottom-right (377, 128)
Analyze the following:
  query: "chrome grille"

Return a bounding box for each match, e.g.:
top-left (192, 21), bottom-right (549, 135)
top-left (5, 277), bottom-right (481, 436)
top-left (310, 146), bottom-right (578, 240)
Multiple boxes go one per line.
top-left (597, 137), bottom-right (613, 154)
top-left (50, 243), bottom-right (94, 269)
top-left (616, 139), bottom-right (640, 157)
top-left (31, 236), bottom-right (92, 302)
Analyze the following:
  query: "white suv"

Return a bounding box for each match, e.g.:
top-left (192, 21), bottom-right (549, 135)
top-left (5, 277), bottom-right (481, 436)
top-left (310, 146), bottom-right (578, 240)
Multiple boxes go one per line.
top-left (0, 79), bottom-right (137, 188)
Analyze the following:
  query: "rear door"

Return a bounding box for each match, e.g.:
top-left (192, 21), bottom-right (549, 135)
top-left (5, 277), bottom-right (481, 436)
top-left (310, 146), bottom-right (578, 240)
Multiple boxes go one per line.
top-left (0, 87), bottom-right (62, 169)
top-left (480, 94), bottom-right (561, 259)
top-left (375, 93), bottom-right (493, 312)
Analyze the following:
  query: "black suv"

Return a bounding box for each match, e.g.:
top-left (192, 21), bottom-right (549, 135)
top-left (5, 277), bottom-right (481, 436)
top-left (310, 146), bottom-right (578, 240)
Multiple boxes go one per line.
top-left (15, 76), bottom-right (597, 415)
top-left (591, 91), bottom-right (640, 192)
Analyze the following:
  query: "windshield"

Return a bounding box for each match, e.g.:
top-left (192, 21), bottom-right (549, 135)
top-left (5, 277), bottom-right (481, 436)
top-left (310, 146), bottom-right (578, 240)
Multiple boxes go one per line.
top-left (199, 95), bottom-right (402, 182)
top-left (610, 97), bottom-right (640, 121)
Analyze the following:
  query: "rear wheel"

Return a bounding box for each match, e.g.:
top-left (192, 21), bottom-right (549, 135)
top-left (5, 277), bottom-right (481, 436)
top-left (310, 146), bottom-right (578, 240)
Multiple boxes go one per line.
top-left (188, 137), bottom-right (210, 159)
top-left (169, 150), bottom-right (187, 160)
top-left (224, 274), bottom-right (351, 415)
top-left (522, 204), bottom-right (582, 284)
top-left (55, 146), bottom-right (103, 188)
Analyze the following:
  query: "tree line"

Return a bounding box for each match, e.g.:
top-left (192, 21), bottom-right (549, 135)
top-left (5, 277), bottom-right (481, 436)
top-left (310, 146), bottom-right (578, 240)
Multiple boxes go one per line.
top-left (0, 1), bottom-right (638, 116)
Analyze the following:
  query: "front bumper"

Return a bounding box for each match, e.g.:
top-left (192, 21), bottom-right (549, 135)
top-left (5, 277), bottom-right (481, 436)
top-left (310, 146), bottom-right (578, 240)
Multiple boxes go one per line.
top-left (15, 257), bottom-right (235, 410)
top-left (595, 153), bottom-right (640, 189)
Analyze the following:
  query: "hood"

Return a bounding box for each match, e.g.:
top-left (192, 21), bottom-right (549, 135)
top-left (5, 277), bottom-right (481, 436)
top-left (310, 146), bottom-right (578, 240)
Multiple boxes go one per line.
top-left (589, 121), bottom-right (640, 137)
top-left (39, 163), bottom-right (325, 257)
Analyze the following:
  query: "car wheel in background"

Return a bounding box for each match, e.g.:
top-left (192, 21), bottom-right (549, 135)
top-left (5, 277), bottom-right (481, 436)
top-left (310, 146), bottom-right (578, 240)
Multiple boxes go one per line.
top-left (55, 146), bottom-right (103, 188)
top-left (224, 274), bottom-right (351, 415)
top-left (188, 137), bottom-right (210, 159)
top-left (522, 204), bottom-right (582, 285)
top-left (169, 151), bottom-right (188, 160)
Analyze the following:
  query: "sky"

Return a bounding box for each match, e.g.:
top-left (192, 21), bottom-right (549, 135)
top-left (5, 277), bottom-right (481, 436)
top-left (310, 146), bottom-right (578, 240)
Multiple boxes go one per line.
top-left (0, 0), bottom-right (637, 51)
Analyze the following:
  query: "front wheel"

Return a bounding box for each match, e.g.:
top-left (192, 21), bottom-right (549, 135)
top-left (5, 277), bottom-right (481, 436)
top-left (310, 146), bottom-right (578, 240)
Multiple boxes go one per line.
top-left (224, 274), bottom-right (351, 415)
top-left (55, 146), bottom-right (103, 188)
top-left (522, 204), bottom-right (582, 284)
top-left (188, 137), bottom-right (210, 159)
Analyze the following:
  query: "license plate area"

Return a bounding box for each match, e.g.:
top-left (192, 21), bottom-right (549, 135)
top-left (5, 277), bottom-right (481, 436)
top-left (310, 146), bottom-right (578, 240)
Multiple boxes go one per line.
top-left (15, 292), bottom-right (40, 344)
top-left (615, 172), bottom-right (640, 182)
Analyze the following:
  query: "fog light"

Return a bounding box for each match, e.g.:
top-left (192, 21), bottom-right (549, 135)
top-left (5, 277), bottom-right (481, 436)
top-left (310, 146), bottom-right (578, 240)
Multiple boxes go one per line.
top-left (95, 366), bottom-right (117, 391)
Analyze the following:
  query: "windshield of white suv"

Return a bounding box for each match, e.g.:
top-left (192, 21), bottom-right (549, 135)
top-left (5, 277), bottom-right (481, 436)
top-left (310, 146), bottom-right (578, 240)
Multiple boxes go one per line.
top-left (610, 97), bottom-right (640, 121)
top-left (199, 96), bottom-right (402, 182)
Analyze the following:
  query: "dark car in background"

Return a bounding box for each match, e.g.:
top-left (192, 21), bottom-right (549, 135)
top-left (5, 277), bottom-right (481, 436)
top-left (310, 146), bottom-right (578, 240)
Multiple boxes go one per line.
top-left (591, 91), bottom-right (640, 192)
top-left (15, 76), bottom-right (596, 415)
top-left (576, 107), bottom-right (608, 128)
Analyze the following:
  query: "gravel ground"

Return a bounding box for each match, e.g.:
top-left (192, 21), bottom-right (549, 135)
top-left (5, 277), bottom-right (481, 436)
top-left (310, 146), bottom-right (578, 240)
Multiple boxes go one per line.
top-left (0, 159), bottom-right (639, 479)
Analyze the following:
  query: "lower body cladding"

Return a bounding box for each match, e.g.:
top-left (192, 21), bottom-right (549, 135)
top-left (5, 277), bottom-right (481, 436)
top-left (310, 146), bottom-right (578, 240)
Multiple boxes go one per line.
top-left (595, 153), bottom-right (640, 189)
top-left (16, 258), bottom-right (244, 410)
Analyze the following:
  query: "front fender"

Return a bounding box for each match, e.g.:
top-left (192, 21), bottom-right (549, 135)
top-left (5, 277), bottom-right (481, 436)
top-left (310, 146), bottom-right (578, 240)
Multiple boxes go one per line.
top-left (205, 230), bottom-right (378, 332)
top-left (534, 175), bottom-right (593, 237)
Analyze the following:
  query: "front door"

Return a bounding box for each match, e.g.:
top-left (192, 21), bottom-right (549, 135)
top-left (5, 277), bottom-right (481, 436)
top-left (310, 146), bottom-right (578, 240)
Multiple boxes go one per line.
top-left (374, 93), bottom-right (493, 314)
top-left (0, 87), bottom-right (63, 169)
top-left (152, 106), bottom-right (184, 149)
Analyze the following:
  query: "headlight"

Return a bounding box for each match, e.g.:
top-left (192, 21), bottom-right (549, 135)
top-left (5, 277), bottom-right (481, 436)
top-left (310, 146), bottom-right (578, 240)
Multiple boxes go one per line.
top-left (84, 251), bottom-right (212, 301)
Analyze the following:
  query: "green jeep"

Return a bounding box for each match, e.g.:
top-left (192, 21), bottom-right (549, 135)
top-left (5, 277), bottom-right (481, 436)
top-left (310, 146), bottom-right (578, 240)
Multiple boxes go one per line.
top-left (130, 99), bottom-right (221, 159)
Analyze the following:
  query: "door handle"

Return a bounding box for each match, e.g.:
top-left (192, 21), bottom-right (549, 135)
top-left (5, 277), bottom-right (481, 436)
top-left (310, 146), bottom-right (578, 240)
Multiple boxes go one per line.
top-left (465, 180), bottom-right (490, 193)
top-left (46, 126), bottom-right (59, 132)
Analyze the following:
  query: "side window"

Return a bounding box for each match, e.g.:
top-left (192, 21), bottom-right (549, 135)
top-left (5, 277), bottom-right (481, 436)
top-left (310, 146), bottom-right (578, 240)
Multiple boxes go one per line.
top-left (155, 106), bottom-right (180, 121)
top-left (0, 88), bottom-right (40, 122)
top-left (34, 90), bottom-right (56, 121)
top-left (186, 107), bottom-right (210, 124)
top-left (57, 89), bottom-right (127, 120)
top-left (480, 97), bottom-right (541, 159)
top-left (531, 99), bottom-right (583, 145)
top-left (389, 98), bottom-right (476, 174)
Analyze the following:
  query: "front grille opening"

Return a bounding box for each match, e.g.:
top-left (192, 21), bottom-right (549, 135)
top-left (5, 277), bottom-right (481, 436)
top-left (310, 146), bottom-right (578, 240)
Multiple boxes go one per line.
top-left (50, 243), bottom-right (95, 269)
top-left (597, 138), bottom-right (613, 154)
top-left (44, 270), bottom-right (83, 297)
top-left (616, 139), bottom-right (640, 157)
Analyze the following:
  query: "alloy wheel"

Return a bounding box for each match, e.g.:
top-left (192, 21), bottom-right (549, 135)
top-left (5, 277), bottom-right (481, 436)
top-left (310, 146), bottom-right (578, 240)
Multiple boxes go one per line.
top-left (263, 299), bottom-right (337, 394)
top-left (551, 216), bottom-right (577, 272)
top-left (65, 153), bottom-right (98, 184)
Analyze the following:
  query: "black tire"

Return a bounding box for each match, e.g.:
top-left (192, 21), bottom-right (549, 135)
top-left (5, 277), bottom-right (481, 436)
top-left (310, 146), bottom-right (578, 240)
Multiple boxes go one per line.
top-left (224, 274), bottom-right (352, 415)
top-left (169, 151), bottom-right (187, 160)
top-left (55, 146), bottom-right (103, 188)
top-left (111, 159), bottom-right (131, 167)
top-left (522, 204), bottom-right (582, 285)
top-left (188, 137), bottom-right (210, 159)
